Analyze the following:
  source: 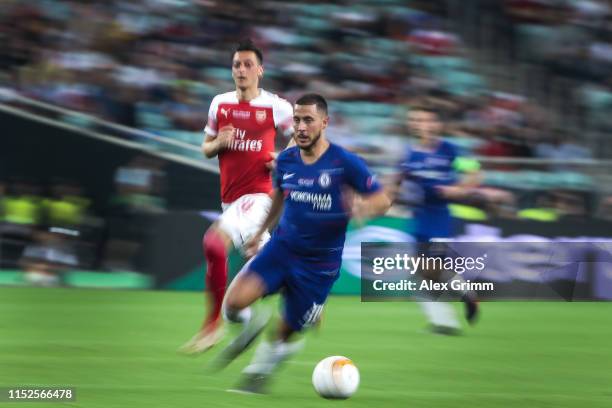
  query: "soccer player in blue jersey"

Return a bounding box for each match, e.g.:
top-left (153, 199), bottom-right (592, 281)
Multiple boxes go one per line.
top-left (215, 93), bottom-right (391, 393)
top-left (397, 105), bottom-right (480, 334)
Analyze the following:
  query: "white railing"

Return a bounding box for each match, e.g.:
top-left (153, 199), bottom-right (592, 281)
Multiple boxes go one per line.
top-left (0, 89), bottom-right (219, 173)
top-left (2, 90), bottom-right (612, 182)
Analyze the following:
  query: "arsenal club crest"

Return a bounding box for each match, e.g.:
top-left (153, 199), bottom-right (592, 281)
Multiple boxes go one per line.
top-left (256, 110), bottom-right (267, 123)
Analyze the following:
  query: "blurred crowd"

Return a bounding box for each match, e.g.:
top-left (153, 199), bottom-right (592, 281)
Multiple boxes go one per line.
top-left (0, 155), bottom-right (166, 284)
top-left (1, 0), bottom-right (612, 225)
top-left (2, 0), bottom-right (611, 157)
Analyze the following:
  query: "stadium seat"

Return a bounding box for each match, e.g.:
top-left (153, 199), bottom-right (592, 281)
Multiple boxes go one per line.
top-left (135, 103), bottom-right (172, 130)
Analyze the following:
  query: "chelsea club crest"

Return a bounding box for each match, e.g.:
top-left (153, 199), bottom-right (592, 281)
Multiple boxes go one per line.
top-left (318, 172), bottom-right (331, 188)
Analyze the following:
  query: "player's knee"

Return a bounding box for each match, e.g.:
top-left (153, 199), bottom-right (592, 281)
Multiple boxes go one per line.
top-left (223, 304), bottom-right (251, 323)
top-left (203, 228), bottom-right (228, 260)
top-left (225, 282), bottom-right (255, 313)
top-left (224, 276), bottom-right (263, 311)
top-left (224, 290), bottom-right (246, 311)
top-left (222, 303), bottom-right (239, 322)
top-left (223, 284), bottom-right (238, 309)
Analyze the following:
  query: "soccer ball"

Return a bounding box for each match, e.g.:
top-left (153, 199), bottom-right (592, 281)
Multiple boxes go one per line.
top-left (312, 356), bottom-right (360, 399)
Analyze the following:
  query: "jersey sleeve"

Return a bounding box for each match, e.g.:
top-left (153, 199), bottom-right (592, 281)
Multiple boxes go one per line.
top-left (203, 96), bottom-right (219, 137)
top-left (446, 141), bottom-right (458, 163)
top-left (273, 151), bottom-right (288, 191)
top-left (343, 150), bottom-right (382, 195)
top-left (273, 97), bottom-right (294, 138)
top-left (438, 142), bottom-right (459, 186)
top-left (453, 156), bottom-right (481, 173)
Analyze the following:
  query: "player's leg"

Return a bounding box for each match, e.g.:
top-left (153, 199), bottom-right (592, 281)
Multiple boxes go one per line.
top-left (431, 206), bottom-right (480, 324)
top-left (222, 267), bottom-right (268, 319)
top-left (414, 239), bottom-right (463, 334)
top-left (181, 194), bottom-right (270, 354)
top-left (233, 261), bottom-right (336, 394)
top-left (231, 318), bottom-right (304, 394)
top-left (203, 224), bottom-right (234, 327)
top-left (418, 239), bottom-right (480, 331)
top-left (180, 198), bottom-right (238, 354)
top-left (213, 240), bottom-right (285, 369)
top-left (433, 260), bottom-right (480, 325)
top-left (212, 271), bottom-right (272, 370)
top-left (217, 193), bottom-right (272, 325)
top-left (179, 222), bottom-right (234, 354)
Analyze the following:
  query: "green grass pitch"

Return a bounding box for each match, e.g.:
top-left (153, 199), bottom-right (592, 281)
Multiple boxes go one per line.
top-left (1, 287), bottom-right (611, 408)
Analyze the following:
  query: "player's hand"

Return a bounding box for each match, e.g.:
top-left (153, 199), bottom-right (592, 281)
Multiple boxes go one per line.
top-left (349, 194), bottom-right (368, 227)
top-left (265, 151), bottom-right (278, 171)
top-left (217, 124), bottom-right (235, 150)
top-left (436, 185), bottom-right (464, 200)
top-left (244, 233), bottom-right (263, 258)
top-left (342, 188), bottom-right (366, 225)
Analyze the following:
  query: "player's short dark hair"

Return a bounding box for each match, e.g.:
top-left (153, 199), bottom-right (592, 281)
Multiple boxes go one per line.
top-left (233, 39), bottom-right (263, 65)
top-left (296, 93), bottom-right (328, 116)
top-left (409, 103), bottom-right (440, 117)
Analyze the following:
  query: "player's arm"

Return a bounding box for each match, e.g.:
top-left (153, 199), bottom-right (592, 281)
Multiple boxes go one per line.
top-left (266, 136), bottom-right (296, 171)
top-left (201, 125), bottom-right (235, 158)
top-left (352, 188), bottom-right (392, 220)
top-left (344, 151), bottom-right (392, 220)
top-left (202, 96), bottom-right (236, 159)
top-left (455, 156), bottom-right (482, 188)
top-left (383, 171), bottom-right (405, 204)
top-left (385, 147), bottom-right (414, 203)
top-left (244, 189), bottom-right (284, 257)
top-left (437, 157), bottom-right (482, 200)
top-left (266, 99), bottom-right (296, 170)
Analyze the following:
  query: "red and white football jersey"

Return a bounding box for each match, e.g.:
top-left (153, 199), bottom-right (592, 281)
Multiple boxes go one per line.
top-left (204, 89), bottom-right (293, 203)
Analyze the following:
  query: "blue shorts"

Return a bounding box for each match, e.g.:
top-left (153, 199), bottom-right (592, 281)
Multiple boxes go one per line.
top-left (246, 238), bottom-right (340, 332)
top-left (413, 205), bottom-right (452, 242)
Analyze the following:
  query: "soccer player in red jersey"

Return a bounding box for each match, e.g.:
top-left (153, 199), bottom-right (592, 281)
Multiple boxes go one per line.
top-left (180, 40), bottom-right (293, 354)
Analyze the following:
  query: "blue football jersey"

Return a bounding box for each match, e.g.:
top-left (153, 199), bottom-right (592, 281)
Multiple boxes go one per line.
top-left (400, 139), bottom-right (458, 207)
top-left (400, 140), bottom-right (458, 240)
top-left (274, 143), bottom-right (381, 258)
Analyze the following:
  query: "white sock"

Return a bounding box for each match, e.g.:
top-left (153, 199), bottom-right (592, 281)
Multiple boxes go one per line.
top-left (243, 339), bottom-right (305, 375)
top-left (418, 300), bottom-right (460, 329)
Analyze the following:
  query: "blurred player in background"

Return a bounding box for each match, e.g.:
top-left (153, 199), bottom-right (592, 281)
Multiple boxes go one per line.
top-left (215, 94), bottom-right (391, 393)
top-left (396, 105), bottom-right (480, 334)
top-left (180, 40), bottom-right (294, 354)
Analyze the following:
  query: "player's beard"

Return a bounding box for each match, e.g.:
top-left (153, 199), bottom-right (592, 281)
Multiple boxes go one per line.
top-left (296, 130), bottom-right (321, 152)
top-left (418, 132), bottom-right (439, 148)
top-left (234, 76), bottom-right (253, 92)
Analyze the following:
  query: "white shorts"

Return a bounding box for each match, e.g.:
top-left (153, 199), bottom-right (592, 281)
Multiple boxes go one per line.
top-left (218, 193), bottom-right (272, 251)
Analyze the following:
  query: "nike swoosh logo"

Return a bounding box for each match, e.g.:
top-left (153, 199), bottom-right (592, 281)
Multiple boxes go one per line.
top-left (283, 173), bottom-right (295, 180)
